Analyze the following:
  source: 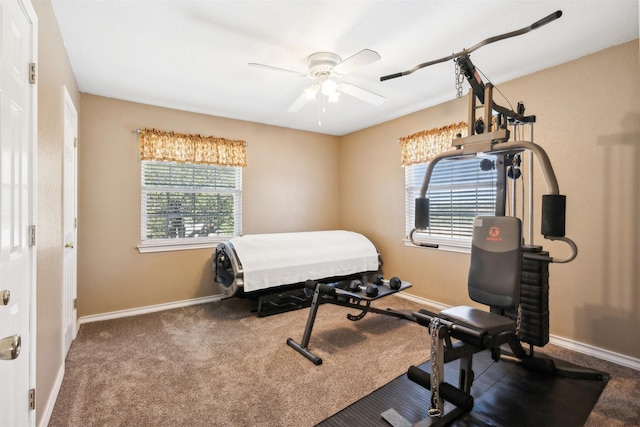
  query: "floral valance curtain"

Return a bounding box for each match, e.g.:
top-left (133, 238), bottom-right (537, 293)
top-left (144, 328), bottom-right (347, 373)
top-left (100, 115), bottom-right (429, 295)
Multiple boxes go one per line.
top-left (139, 128), bottom-right (247, 167)
top-left (399, 122), bottom-right (468, 166)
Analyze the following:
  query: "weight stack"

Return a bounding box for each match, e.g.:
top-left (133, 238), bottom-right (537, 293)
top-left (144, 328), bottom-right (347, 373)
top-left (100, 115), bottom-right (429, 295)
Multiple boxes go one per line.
top-left (507, 246), bottom-right (550, 347)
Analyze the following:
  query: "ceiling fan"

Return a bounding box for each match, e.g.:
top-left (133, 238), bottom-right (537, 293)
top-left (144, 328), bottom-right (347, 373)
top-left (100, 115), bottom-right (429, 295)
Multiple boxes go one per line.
top-left (249, 49), bottom-right (385, 113)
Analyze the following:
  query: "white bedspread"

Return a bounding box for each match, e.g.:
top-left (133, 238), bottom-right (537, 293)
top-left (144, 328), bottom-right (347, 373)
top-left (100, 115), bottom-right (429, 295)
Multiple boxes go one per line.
top-left (229, 230), bottom-right (379, 293)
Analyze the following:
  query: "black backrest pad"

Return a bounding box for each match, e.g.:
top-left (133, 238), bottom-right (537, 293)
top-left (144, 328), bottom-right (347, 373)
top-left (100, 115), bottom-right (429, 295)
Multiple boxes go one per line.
top-left (468, 216), bottom-right (522, 309)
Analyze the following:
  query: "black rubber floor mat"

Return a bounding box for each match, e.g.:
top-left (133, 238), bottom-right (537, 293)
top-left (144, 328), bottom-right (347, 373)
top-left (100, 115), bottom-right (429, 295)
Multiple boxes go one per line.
top-left (318, 350), bottom-right (608, 426)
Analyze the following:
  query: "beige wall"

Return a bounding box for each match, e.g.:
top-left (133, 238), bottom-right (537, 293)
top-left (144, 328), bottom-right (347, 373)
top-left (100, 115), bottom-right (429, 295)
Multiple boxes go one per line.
top-left (77, 96), bottom-right (340, 317)
top-left (34, 2), bottom-right (639, 422)
top-left (33, 0), bottom-right (81, 424)
top-left (340, 40), bottom-right (640, 359)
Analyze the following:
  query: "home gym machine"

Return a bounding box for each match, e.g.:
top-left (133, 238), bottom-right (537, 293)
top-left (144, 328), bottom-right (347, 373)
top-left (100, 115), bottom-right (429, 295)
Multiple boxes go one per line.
top-left (379, 10), bottom-right (606, 426)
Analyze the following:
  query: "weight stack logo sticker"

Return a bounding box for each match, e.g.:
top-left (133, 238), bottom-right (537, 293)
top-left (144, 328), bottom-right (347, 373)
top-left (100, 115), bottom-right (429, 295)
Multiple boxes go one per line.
top-left (486, 226), bottom-right (502, 242)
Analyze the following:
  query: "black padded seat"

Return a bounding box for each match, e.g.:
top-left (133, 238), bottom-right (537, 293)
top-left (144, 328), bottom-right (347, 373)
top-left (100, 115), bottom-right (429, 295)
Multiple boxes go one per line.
top-left (434, 216), bottom-right (522, 338)
top-left (440, 305), bottom-right (516, 336)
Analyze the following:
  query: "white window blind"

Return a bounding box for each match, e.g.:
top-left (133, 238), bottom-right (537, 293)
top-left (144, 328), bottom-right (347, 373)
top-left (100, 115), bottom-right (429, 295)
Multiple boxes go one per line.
top-left (405, 156), bottom-right (496, 250)
top-left (141, 160), bottom-right (242, 243)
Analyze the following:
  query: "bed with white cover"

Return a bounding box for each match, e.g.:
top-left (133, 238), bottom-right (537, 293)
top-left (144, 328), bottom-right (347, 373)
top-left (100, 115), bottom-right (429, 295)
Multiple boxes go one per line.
top-left (213, 230), bottom-right (380, 301)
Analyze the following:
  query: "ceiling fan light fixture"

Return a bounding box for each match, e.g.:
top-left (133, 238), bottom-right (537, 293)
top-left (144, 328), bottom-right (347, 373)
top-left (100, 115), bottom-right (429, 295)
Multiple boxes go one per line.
top-left (253, 49), bottom-right (384, 116)
top-left (320, 78), bottom-right (338, 97)
top-left (304, 84), bottom-right (319, 100)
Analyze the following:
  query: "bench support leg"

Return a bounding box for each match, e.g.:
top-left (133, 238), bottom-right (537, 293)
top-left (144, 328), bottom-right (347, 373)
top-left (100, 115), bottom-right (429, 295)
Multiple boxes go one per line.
top-left (286, 283), bottom-right (324, 365)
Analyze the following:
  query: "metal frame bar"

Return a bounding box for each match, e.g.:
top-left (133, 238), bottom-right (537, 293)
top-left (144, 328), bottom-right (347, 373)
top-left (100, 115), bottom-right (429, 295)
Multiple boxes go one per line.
top-left (287, 282), bottom-right (414, 365)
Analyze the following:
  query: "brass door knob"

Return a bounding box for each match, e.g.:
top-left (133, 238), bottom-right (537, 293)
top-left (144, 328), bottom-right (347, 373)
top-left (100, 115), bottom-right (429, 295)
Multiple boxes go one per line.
top-left (0, 334), bottom-right (21, 360)
top-left (1, 290), bottom-right (9, 305)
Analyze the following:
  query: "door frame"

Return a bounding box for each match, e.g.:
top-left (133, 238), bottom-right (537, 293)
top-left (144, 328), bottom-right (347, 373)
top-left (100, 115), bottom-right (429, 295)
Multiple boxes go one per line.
top-left (24, 0), bottom-right (38, 425)
top-left (62, 86), bottom-right (78, 356)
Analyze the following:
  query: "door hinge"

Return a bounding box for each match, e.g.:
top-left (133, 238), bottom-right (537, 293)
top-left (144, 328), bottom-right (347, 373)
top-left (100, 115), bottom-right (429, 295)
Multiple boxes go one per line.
top-left (74, 217), bottom-right (78, 229)
top-left (73, 298), bottom-right (77, 309)
top-left (29, 63), bottom-right (36, 84)
top-left (29, 225), bottom-right (36, 247)
top-left (29, 389), bottom-right (35, 411)
top-left (74, 137), bottom-right (78, 148)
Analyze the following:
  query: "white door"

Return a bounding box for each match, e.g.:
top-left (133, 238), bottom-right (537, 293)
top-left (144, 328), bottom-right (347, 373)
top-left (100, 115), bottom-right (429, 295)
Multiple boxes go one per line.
top-left (62, 88), bottom-right (77, 356)
top-left (0, 0), bottom-right (36, 426)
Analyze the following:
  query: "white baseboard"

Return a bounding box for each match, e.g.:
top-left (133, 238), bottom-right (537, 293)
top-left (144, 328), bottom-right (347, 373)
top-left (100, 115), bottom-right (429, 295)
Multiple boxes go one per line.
top-left (397, 292), bottom-right (451, 312)
top-left (396, 292), bottom-right (640, 371)
top-left (39, 363), bottom-right (65, 427)
top-left (78, 294), bottom-right (224, 325)
top-left (548, 334), bottom-right (640, 371)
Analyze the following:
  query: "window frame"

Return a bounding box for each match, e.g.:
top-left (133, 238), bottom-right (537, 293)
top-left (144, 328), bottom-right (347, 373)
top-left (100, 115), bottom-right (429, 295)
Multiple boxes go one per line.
top-left (404, 155), bottom-right (499, 253)
top-left (137, 160), bottom-right (242, 253)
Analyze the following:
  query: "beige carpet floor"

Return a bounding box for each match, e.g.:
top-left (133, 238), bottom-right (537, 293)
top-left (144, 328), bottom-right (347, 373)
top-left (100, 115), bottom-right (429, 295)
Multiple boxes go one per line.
top-left (49, 296), bottom-right (640, 426)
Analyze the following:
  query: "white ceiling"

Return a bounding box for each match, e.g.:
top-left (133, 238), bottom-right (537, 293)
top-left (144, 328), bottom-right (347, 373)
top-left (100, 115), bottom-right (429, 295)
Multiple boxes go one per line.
top-left (51, 1), bottom-right (639, 136)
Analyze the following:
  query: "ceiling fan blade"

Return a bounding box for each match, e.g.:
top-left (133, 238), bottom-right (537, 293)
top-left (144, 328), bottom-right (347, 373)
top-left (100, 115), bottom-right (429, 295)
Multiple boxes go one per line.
top-left (248, 62), bottom-right (308, 77)
top-left (333, 49), bottom-right (381, 76)
top-left (287, 92), bottom-right (308, 112)
top-left (338, 83), bottom-right (385, 106)
top-left (287, 84), bottom-right (318, 112)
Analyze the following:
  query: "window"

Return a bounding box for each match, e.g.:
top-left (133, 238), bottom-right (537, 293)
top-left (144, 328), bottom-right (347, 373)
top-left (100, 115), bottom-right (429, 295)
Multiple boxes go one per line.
top-left (405, 155), bottom-right (497, 251)
top-left (139, 160), bottom-right (242, 252)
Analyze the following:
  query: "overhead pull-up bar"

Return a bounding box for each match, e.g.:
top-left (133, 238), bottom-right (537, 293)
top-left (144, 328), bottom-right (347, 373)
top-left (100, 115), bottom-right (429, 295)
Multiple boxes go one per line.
top-left (380, 10), bottom-right (562, 82)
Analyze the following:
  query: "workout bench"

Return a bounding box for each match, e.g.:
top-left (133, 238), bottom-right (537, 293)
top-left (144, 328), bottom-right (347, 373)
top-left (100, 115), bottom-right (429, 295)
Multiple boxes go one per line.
top-left (287, 275), bottom-right (413, 365)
